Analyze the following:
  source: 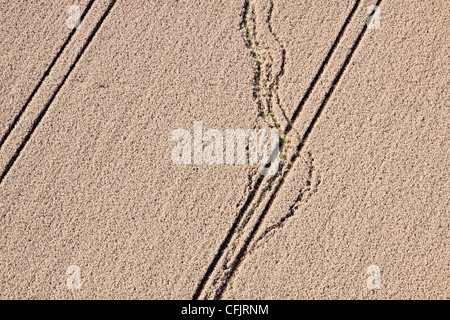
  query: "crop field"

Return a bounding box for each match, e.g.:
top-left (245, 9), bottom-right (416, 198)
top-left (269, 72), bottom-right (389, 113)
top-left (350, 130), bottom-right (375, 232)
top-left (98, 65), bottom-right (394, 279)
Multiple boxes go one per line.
top-left (0, 0), bottom-right (448, 300)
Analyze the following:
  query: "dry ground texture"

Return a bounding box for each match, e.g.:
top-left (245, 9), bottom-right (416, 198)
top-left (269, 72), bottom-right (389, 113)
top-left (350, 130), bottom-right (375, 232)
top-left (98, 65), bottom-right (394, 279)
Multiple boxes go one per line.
top-left (0, 0), bottom-right (448, 299)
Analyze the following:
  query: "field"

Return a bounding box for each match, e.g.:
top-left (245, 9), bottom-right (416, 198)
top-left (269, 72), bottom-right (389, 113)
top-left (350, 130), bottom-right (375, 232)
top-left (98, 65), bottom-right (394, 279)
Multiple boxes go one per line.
top-left (0, 0), bottom-right (448, 299)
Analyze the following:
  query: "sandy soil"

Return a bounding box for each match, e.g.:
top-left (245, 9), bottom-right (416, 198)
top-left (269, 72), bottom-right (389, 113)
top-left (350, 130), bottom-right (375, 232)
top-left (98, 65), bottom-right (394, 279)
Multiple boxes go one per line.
top-left (0, 0), bottom-right (448, 299)
top-left (224, 0), bottom-right (449, 299)
top-left (0, 0), bottom-right (90, 144)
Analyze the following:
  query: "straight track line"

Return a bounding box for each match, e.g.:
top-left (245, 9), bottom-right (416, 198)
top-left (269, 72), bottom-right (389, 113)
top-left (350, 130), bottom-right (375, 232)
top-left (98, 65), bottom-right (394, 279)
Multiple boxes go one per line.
top-left (285, 0), bottom-right (361, 135)
top-left (193, 0), bottom-right (363, 300)
top-left (0, 0), bottom-right (117, 185)
top-left (0, 0), bottom-right (96, 151)
top-left (214, 0), bottom-right (383, 299)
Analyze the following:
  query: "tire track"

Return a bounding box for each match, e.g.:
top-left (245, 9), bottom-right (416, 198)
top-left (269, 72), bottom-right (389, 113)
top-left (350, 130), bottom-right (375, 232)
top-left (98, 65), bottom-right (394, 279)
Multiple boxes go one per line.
top-left (285, 0), bottom-right (362, 135)
top-left (252, 152), bottom-right (320, 250)
top-left (266, 0), bottom-right (289, 126)
top-left (213, 0), bottom-right (383, 299)
top-left (0, 0), bottom-right (96, 151)
top-left (193, 0), bottom-right (364, 299)
top-left (0, 0), bottom-right (117, 185)
top-left (241, 0), bottom-right (289, 136)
